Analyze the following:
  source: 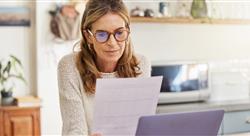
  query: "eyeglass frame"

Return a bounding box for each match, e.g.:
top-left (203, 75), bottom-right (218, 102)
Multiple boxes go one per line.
top-left (86, 28), bottom-right (130, 43)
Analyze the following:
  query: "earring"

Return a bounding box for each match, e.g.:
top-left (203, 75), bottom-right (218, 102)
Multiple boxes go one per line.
top-left (87, 43), bottom-right (95, 54)
top-left (87, 43), bottom-right (91, 49)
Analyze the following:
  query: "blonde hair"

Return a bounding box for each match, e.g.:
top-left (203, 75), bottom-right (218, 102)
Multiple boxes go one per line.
top-left (76, 0), bottom-right (141, 94)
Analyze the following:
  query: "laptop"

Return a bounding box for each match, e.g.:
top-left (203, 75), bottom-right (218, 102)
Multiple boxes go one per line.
top-left (135, 110), bottom-right (224, 136)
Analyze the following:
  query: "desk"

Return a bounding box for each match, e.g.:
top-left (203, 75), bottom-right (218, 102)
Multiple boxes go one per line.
top-left (157, 99), bottom-right (250, 113)
top-left (157, 99), bottom-right (250, 135)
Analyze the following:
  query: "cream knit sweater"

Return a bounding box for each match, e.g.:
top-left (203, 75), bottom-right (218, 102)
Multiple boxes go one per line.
top-left (57, 53), bottom-right (151, 136)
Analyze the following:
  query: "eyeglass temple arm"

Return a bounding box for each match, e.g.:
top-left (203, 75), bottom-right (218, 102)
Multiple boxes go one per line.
top-left (86, 29), bottom-right (94, 36)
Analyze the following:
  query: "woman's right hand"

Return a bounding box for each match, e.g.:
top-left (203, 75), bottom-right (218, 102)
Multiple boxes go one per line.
top-left (90, 133), bottom-right (102, 136)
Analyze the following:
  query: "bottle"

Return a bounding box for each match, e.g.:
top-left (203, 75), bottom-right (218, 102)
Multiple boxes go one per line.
top-left (159, 2), bottom-right (169, 17)
top-left (190, 0), bottom-right (208, 18)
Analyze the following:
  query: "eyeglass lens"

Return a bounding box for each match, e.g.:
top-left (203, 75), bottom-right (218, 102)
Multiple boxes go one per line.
top-left (95, 29), bottom-right (129, 43)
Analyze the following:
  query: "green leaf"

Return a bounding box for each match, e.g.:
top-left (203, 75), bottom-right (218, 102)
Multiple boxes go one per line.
top-left (0, 55), bottom-right (26, 93)
top-left (19, 75), bottom-right (27, 85)
top-left (17, 74), bottom-right (27, 84)
top-left (3, 61), bottom-right (11, 75)
top-left (10, 55), bottom-right (23, 68)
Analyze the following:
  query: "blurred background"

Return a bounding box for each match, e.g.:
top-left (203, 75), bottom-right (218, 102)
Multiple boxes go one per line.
top-left (1, 0), bottom-right (250, 135)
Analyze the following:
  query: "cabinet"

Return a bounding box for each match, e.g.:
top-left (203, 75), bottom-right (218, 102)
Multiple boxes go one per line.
top-left (222, 110), bottom-right (250, 134)
top-left (218, 110), bottom-right (250, 135)
top-left (0, 106), bottom-right (40, 136)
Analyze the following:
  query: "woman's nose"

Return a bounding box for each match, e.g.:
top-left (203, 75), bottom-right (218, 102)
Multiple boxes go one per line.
top-left (106, 34), bottom-right (117, 47)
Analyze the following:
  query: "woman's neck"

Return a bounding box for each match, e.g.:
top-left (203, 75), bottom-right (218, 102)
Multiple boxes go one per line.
top-left (96, 60), bottom-right (117, 73)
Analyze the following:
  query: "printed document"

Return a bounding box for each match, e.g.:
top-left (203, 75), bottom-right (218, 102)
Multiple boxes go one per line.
top-left (92, 76), bottom-right (163, 136)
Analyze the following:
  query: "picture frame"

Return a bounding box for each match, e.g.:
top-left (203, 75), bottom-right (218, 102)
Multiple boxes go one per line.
top-left (0, 7), bottom-right (30, 27)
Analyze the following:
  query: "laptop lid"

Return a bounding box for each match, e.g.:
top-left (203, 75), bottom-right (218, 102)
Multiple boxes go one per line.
top-left (135, 110), bottom-right (224, 136)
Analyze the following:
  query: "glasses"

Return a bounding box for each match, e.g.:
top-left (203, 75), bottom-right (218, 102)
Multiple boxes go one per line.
top-left (87, 28), bottom-right (130, 43)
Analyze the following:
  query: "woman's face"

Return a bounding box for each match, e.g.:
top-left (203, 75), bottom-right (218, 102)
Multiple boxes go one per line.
top-left (87, 12), bottom-right (128, 66)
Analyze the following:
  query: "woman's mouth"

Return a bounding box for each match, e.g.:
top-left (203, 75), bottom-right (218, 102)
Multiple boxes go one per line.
top-left (105, 49), bottom-right (120, 56)
top-left (106, 49), bottom-right (119, 53)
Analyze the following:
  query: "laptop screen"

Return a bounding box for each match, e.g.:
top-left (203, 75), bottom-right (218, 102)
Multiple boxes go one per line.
top-left (135, 110), bottom-right (224, 136)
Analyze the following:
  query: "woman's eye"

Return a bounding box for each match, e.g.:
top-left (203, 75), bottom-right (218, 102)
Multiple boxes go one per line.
top-left (116, 31), bottom-right (124, 36)
top-left (97, 32), bottom-right (107, 37)
top-left (117, 31), bottom-right (123, 34)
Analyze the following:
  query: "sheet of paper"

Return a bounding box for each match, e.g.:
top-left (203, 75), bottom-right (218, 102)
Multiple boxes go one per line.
top-left (92, 76), bottom-right (163, 136)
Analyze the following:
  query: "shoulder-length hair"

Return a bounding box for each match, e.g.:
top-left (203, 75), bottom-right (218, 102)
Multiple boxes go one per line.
top-left (76, 0), bottom-right (141, 94)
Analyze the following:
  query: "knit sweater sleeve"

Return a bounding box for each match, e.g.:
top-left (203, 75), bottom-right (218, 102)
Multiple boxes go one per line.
top-left (137, 54), bottom-right (151, 77)
top-left (57, 54), bottom-right (89, 136)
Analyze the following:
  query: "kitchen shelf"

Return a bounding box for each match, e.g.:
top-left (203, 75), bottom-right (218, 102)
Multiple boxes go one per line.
top-left (131, 17), bottom-right (250, 25)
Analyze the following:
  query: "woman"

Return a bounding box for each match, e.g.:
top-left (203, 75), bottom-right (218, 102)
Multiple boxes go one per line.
top-left (57, 0), bottom-right (151, 135)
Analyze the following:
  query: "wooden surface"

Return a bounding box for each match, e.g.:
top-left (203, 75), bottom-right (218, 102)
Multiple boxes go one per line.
top-left (0, 106), bottom-right (40, 136)
top-left (131, 17), bottom-right (250, 25)
top-left (0, 110), bottom-right (3, 136)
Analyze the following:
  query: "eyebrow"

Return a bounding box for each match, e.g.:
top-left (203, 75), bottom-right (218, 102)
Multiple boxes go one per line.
top-left (95, 27), bottom-right (126, 33)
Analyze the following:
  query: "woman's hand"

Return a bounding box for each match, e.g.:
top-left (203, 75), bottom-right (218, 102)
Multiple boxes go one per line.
top-left (90, 133), bottom-right (102, 136)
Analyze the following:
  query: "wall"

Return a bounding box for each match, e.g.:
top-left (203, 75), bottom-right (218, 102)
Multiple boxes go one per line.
top-left (36, 1), bottom-right (75, 134)
top-left (0, 2), bottom-right (36, 96)
top-left (127, 1), bottom-right (250, 61)
top-left (36, 0), bottom-right (84, 134)
top-left (131, 23), bottom-right (250, 61)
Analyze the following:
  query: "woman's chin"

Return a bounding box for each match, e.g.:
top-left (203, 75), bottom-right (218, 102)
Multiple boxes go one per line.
top-left (103, 55), bottom-right (122, 63)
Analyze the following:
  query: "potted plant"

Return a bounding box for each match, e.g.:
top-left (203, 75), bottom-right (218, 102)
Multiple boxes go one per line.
top-left (0, 55), bottom-right (26, 106)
